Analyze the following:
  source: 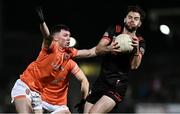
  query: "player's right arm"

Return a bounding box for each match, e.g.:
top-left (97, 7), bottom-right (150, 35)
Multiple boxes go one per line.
top-left (95, 33), bottom-right (120, 55)
top-left (40, 22), bottom-right (52, 49)
top-left (36, 6), bottom-right (52, 49)
top-left (76, 32), bottom-right (119, 58)
top-left (75, 37), bottom-right (118, 58)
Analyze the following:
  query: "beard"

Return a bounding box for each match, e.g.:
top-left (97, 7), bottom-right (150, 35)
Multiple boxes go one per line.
top-left (124, 23), bottom-right (138, 33)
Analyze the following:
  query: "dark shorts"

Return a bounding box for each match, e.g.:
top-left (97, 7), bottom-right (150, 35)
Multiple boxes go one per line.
top-left (86, 77), bottom-right (128, 104)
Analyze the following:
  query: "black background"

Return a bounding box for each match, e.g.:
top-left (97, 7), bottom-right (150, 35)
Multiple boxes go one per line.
top-left (1, 0), bottom-right (180, 113)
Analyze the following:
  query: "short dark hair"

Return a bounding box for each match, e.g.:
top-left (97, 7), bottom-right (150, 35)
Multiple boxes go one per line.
top-left (126, 5), bottom-right (146, 22)
top-left (50, 24), bottom-right (70, 35)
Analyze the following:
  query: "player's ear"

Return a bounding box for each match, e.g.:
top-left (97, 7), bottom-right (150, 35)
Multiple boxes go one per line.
top-left (138, 21), bottom-right (142, 27)
top-left (52, 34), bottom-right (58, 41)
top-left (124, 19), bottom-right (126, 23)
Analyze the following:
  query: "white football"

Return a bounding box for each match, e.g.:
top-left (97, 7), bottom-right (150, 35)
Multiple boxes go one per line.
top-left (114, 34), bottom-right (134, 53)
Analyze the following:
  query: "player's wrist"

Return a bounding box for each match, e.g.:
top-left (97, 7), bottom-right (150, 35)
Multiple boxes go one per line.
top-left (38, 15), bottom-right (45, 24)
top-left (39, 19), bottom-right (45, 24)
top-left (81, 99), bottom-right (86, 104)
top-left (134, 46), bottom-right (140, 55)
top-left (134, 51), bottom-right (140, 56)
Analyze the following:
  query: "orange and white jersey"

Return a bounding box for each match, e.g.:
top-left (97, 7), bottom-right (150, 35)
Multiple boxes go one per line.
top-left (20, 41), bottom-right (79, 105)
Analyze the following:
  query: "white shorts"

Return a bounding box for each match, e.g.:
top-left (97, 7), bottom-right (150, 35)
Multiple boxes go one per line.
top-left (42, 101), bottom-right (69, 114)
top-left (11, 79), bottom-right (42, 110)
top-left (11, 79), bottom-right (69, 113)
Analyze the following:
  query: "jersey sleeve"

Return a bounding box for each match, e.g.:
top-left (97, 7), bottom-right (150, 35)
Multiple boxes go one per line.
top-left (68, 59), bottom-right (80, 75)
top-left (70, 48), bottom-right (78, 58)
top-left (65, 48), bottom-right (78, 58)
top-left (102, 24), bottom-right (122, 41)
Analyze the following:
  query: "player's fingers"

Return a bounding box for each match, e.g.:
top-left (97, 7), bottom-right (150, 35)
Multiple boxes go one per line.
top-left (132, 36), bottom-right (138, 40)
top-left (114, 45), bottom-right (120, 49)
top-left (131, 43), bottom-right (138, 47)
top-left (113, 42), bottom-right (118, 46)
top-left (112, 44), bottom-right (120, 49)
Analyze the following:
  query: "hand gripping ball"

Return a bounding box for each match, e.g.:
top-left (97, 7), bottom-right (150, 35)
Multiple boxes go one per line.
top-left (114, 34), bottom-right (134, 53)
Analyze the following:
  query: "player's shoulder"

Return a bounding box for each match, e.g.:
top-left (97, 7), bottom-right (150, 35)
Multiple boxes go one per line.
top-left (106, 22), bottom-right (122, 31)
top-left (104, 22), bottom-right (123, 38)
top-left (66, 47), bottom-right (76, 53)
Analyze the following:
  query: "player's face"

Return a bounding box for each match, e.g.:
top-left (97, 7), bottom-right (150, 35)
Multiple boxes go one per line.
top-left (124, 11), bottom-right (141, 32)
top-left (54, 30), bottom-right (70, 48)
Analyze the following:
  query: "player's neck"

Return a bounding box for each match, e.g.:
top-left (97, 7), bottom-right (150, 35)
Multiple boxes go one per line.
top-left (122, 28), bottom-right (136, 37)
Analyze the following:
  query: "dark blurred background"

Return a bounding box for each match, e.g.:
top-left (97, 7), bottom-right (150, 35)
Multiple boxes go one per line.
top-left (1, 0), bottom-right (180, 113)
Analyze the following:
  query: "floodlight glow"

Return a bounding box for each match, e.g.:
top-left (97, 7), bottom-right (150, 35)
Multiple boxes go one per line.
top-left (69, 37), bottom-right (76, 47)
top-left (160, 24), bottom-right (170, 35)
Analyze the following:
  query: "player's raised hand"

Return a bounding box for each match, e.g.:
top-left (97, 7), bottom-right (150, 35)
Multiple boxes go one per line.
top-left (131, 36), bottom-right (139, 48)
top-left (35, 6), bottom-right (45, 24)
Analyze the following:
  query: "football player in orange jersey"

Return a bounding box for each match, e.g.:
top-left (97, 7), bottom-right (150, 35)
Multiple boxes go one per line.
top-left (11, 8), bottom-right (90, 114)
top-left (34, 6), bottom-right (119, 114)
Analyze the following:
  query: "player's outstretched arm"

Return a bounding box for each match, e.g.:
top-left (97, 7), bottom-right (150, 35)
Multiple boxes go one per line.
top-left (36, 6), bottom-right (52, 49)
top-left (76, 47), bottom-right (97, 58)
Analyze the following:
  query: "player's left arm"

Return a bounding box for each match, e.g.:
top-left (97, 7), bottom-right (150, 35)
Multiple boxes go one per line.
top-left (72, 64), bottom-right (89, 100)
top-left (130, 36), bottom-right (145, 69)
